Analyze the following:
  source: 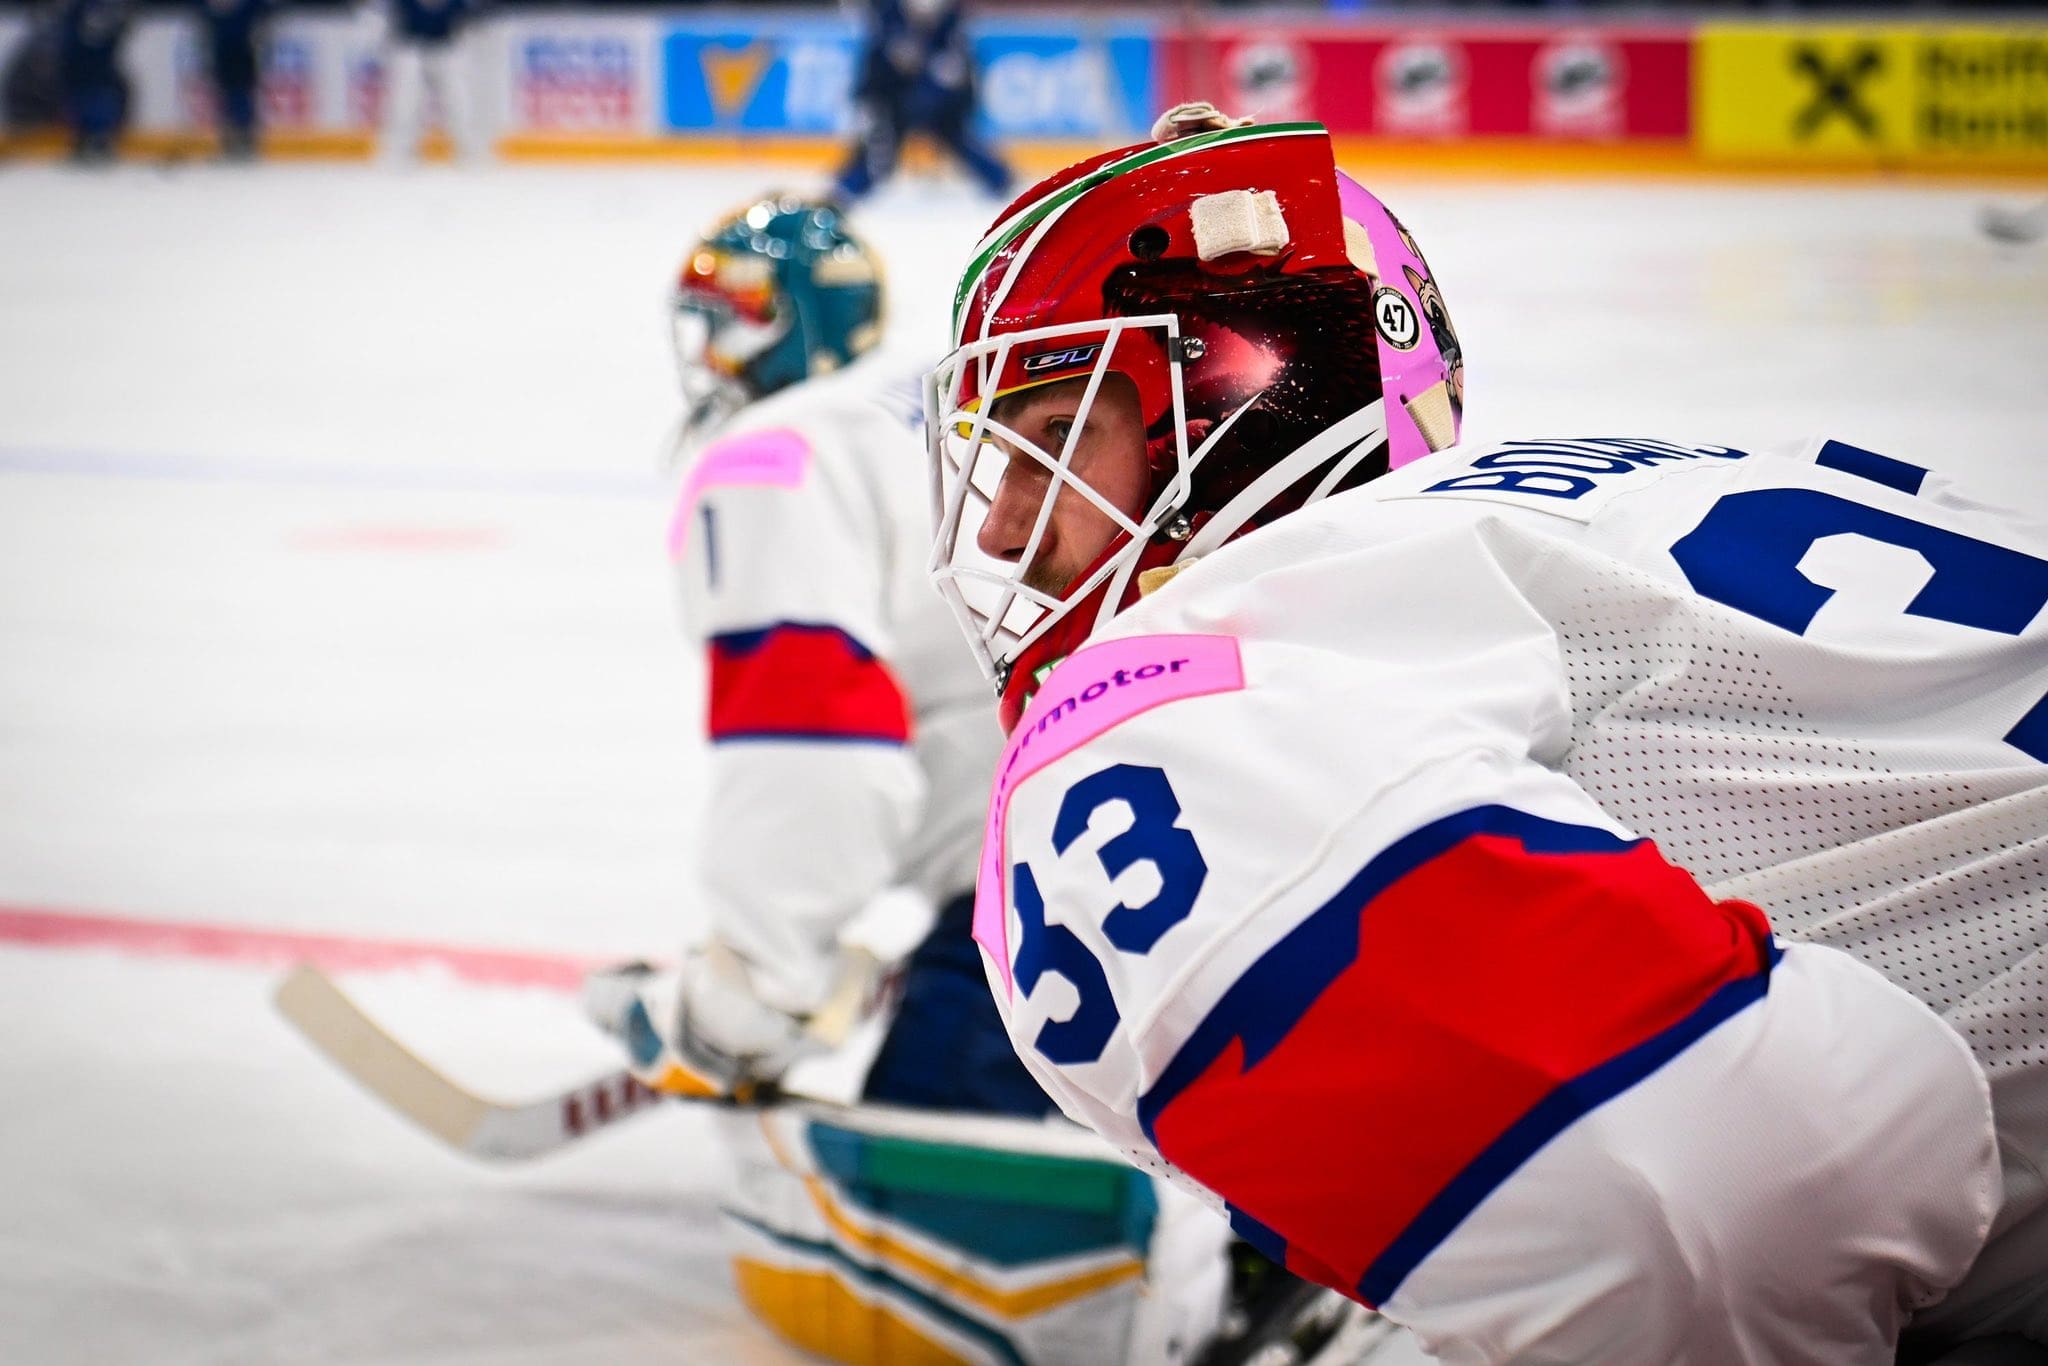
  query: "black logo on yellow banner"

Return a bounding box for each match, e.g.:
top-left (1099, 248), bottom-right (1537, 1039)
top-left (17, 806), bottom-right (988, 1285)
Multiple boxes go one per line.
top-left (1791, 44), bottom-right (1885, 141)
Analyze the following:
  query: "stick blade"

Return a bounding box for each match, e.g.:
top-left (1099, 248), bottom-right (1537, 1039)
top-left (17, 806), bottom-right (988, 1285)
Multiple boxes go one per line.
top-left (274, 963), bottom-right (656, 1162)
top-left (274, 963), bottom-right (497, 1152)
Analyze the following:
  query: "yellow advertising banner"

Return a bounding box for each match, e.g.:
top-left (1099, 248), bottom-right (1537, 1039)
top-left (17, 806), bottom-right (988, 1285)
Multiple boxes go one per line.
top-left (1697, 25), bottom-right (2048, 168)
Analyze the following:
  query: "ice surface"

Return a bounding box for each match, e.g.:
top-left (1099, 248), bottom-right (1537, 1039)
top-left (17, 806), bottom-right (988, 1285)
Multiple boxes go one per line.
top-left (0, 157), bottom-right (2041, 1364)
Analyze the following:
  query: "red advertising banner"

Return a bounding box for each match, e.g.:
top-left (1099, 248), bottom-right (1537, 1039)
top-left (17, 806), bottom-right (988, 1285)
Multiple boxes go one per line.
top-left (1160, 26), bottom-right (1691, 141)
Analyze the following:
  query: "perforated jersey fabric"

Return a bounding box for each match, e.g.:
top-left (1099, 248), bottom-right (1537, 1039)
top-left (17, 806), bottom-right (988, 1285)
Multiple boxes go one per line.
top-left (1713, 785), bottom-right (2048, 1346)
top-left (1510, 451), bottom-right (2048, 1347)
top-left (1533, 533), bottom-right (2048, 1082)
top-left (1550, 555), bottom-right (2037, 885)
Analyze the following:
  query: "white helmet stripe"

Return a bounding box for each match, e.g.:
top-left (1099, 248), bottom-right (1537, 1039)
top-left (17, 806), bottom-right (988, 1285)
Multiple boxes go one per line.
top-left (977, 196), bottom-right (1080, 347)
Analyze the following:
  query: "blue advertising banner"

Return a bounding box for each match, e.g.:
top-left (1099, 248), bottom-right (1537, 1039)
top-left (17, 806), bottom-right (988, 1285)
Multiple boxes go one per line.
top-left (663, 22), bottom-right (855, 133)
top-left (660, 18), bottom-right (1155, 139)
top-left (974, 25), bottom-right (1157, 138)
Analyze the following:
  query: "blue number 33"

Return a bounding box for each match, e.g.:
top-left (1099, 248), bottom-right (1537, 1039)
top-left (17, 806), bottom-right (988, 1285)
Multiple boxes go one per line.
top-left (1011, 764), bottom-right (1208, 1066)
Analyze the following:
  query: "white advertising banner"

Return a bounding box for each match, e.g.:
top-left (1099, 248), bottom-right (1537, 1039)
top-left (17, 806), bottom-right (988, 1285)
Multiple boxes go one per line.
top-left (105, 9), bottom-right (663, 141)
top-left (116, 11), bottom-right (385, 135)
top-left (79, 9), bottom-right (664, 142)
top-left (490, 13), bottom-right (665, 138)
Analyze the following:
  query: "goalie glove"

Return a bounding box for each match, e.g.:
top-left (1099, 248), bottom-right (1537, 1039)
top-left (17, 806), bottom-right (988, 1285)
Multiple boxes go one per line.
top-left (583, 943), bottom-right (881, 1103)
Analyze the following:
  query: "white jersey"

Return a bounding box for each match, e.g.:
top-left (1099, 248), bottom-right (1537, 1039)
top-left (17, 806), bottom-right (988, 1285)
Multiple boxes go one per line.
top-left (977, 433), bottom-right (2047, 1362)
top-left (670, 358), bottom-right (1000, 1016)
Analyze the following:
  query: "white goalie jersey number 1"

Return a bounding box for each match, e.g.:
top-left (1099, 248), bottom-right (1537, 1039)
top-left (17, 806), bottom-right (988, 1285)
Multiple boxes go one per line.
top-left (1010, 763), bottom-right (1208, 1067)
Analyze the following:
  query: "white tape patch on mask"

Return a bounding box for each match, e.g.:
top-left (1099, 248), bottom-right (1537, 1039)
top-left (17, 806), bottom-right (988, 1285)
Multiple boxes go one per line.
top-left (1190, 189), bottom-right (1290, 261)
top-left (1343, 217), bottom-right (1378, 276)
top-left (1149, 100), bottom-right (1253, 143)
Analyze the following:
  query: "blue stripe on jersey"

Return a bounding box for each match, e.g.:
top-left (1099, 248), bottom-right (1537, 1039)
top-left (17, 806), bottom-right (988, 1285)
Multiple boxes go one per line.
top-left (1228, 1204), bottom-right (1290, 1267)
top-left (2008, 692), bottom-right (2048, 763)
top-left (709, 621), bottom-right (879, 661)
top-left (1355, 955), bottom-right (1779, 1305)
top-left (1816, 439), bottom-right (1927, 495)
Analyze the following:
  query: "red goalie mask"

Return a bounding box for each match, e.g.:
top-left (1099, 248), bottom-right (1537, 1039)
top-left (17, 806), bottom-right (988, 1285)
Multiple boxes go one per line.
top-left (927, 120), bottom-right (1465, 729)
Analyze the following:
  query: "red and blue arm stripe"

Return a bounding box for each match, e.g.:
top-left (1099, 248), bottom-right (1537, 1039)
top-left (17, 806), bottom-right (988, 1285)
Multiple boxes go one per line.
top-left (1136, 805), bottom-right (1776, 1307)
top-left (707, 621), bottom-right (912, 747)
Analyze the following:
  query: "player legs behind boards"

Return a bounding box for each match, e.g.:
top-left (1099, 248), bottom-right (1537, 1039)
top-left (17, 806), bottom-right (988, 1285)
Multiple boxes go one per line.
top-left (379, 43), bottom-right (478, 164)
top-left (375, 0), bottom-right (481, 164)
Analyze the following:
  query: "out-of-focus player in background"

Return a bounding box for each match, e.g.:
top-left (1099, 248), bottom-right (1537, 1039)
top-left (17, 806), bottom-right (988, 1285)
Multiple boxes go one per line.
top-left (375, 0), bottom-right (481, 165)
top-left (56, 0), bottom-right (129, 162)
top-left (929, 106), bottom-right (2048, 1364)
top-left (197, 0), bottom-right (273, 161)
top-left (832, 0), bottom-right (1011, 206)
top-left (596, 194), bottom-right (1033, 1125)
top-left (584, 195), bottom-right (1381, 1366)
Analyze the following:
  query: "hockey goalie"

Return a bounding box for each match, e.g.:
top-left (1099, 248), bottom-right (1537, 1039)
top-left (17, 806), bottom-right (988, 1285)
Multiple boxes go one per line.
top-left (925, 109), bottom-right (2048, 1364)
top-left (582, 193), bottom-right (1388, 1366)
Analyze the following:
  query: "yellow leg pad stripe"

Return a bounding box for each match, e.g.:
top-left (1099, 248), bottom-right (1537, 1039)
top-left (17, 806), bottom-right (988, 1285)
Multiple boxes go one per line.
top-left (802, 1174), bottom-right (1145, 1320)
top-left (734, 1257), bottom-right (976, 1366)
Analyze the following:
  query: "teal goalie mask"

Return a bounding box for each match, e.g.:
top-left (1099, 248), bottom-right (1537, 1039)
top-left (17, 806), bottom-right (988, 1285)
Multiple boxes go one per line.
top-left (670, 195), bottom-right (886, 449)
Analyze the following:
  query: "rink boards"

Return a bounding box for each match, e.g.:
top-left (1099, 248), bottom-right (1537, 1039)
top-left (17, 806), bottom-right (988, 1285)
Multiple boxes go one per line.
top-left (0, 8), bottom-right (2044, 174)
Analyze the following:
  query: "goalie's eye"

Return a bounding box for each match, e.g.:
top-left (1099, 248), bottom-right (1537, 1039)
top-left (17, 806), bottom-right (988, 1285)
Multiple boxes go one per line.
top-left (1046, 417), bottom-right (1074, 447)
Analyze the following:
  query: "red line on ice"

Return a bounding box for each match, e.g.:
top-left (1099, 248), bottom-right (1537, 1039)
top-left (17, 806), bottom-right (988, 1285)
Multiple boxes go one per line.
top-left (0, 904), bottom-right (597, 990)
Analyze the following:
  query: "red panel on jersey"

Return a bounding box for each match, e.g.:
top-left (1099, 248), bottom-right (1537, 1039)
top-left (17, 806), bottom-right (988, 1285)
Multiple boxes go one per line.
top-left (707, 622), bottom-right (911, 746)
top-left (1147, 826), bottom-right (1773, 1303)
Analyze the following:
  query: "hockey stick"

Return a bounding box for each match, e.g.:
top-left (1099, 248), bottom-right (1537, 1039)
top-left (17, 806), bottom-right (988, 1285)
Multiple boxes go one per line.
top-left (1981, 198), bottom-right (2048, 245)
top-left (274, 963), bottom-right (673, 1161)
top-left (274, 949), bottom-right (884, 1162)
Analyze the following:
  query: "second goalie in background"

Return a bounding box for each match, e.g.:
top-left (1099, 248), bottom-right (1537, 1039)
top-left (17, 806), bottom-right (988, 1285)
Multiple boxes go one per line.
top-left (585, 196), bottom-right (1370, 1366)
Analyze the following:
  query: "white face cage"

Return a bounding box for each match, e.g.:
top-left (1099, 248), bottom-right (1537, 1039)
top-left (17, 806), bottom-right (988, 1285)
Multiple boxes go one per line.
top-left (671, 294), bottom-right (791, 453)
top-left (671, 296), bottom-right (787, 392)
top-left (925, 314), bottom-right (1195, 692)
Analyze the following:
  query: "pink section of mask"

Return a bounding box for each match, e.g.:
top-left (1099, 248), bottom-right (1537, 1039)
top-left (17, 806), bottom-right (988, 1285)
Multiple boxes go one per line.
top-left (975, 633), bottom-right (1245, 995)
top-left (1339, 174), bottom-right (1451, 473)
top-left (666, 428), bottom-right (811, 558)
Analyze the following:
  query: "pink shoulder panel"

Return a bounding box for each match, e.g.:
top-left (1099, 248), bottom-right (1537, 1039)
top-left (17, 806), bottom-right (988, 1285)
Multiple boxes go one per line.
top-left (666, 427), bottom-right (812, 558)
top-left (976, 633), bottom-right (1245, 994)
